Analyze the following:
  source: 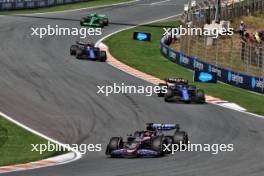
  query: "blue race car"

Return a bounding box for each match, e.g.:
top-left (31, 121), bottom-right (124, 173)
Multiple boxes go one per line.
top-left (157, 78), bottom-right (205, 103)
top-left (70, 41), bottom-right (107, 62)
top-left (105, 123), bottom-right (189, 158)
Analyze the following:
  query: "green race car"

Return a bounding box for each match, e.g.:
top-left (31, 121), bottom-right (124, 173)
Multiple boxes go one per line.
top-left (80, 13), bottom-right (109, 28)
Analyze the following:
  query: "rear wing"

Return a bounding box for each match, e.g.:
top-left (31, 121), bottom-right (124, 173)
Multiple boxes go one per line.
top-left (164, 78), bottom-right (188, 84)
top-left (146, 123), bottom-right (180, 131)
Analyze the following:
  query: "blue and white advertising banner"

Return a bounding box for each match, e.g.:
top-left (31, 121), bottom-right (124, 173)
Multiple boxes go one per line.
top-left (160, 37), bottom-right (264, 94)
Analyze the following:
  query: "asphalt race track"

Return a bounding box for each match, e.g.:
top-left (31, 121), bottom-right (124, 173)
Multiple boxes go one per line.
top-left (1, 0), bottom-right (264, 175)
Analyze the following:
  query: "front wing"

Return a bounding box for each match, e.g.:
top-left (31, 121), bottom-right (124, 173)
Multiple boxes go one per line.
top-left (110, 149), bottom-right (159, 157)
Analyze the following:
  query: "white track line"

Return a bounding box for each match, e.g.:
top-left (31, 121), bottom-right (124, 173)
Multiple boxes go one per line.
top-left (0, 112), bottom-right (82, 167)
top-left (151, 0), bottom-right (171, 5)
top-left (96, 13), bottom-right (180, 46)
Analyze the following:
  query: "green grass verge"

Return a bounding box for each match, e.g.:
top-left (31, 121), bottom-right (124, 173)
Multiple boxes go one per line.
top-left (0, 116), bottom-right (65, 166)
top-left (104, 21), bottom-right (264, 115)
top-left (0, 0), bottom-right (131, 15)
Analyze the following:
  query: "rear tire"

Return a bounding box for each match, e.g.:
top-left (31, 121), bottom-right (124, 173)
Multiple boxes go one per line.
top-left (173, 131), bottom-right (188, 151)
top-left (164, 88), bottom-right (173, 102)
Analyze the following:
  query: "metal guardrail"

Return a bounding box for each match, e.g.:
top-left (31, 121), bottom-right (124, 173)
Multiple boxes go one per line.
top-left (0, 0), bottom-right (92, 11)
top-left (160, 35), bottom-right (264, 94)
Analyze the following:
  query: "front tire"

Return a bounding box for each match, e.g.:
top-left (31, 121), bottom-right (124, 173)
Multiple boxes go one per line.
top-left (99, 20), bottom-right (104, 27)
top-left (70, 45), bottom-right (78, 55)
top-left (105, 137), bottom-right (123, 155)
top-left (99, 51), bottom-right (107, 62)
top-left (163, 136), bottom-right (173, 154)
top-left (195, 89), bottom-right (205, 104)
top-left (173, 131), bottom-right (189, 151)
top-left (151, 136), bottom-right (164, 156)
top-left (157, 83), bottom-right (167, 97)
top-left (80, 17), bottom-right (90, 26)
top-left (103, 18), bottom-right (109, 26)
top-left (76, 49), bottom-right (83, 59)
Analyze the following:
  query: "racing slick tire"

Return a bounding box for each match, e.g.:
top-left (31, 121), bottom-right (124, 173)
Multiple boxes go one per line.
top-left (103, 18), bottom-right (109, 26)
top-left (157, 83), bottom-right (167, 97)
top-left (195, 89), bottom-right (205, 104)
top-left (99, 20), bottom-right (105, 27)
top-left (75, 48), bottom-right (83, 59)
top-left (173, 131), bottom-right (189, 151)
top-left (80, 17), bottom-right (90, 25)
top-left (99, 51), bottom-right (107, 62)
top-left (151, 136), bottom-right (165, 156)
top-left (164, 88), bottom-right (174, 102)
top-left (105, 137), bottom-right (123, 155)
top-left (163, 136), bottom-right (173, 154)
top-left (70, 45), bottom-right (78, 55)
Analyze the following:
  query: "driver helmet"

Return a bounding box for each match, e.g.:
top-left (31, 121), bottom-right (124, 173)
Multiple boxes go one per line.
top-left (143, 131), bottom-right (151, 137)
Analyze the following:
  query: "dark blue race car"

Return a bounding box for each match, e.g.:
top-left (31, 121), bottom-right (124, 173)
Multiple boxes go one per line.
top-left (157, 78), bottom-right (205, 103)
top-left (70, 41), bottom-right (107, 62)
top-left (105, 123), bottom-right (189, 158)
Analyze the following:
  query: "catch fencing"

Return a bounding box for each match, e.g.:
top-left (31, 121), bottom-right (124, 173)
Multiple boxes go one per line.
top-left (179, 0), bottom-right (264, 78)
top-left (160, 36), bottom-right (264, 93)
top-left (182, 0), bottom-right (264, 27)
top-left (177, 32), bottom-right (264, 77)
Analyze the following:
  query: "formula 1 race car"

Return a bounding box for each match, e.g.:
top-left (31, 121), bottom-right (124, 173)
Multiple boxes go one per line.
top-left (70, 41), bottom-right (107, 62)
top-left (157, 78), bottom-right (205, 103)
top-left (105, 123), bottom-right (189, 158)
top-left (80, 13), bottom-right (109, 28)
